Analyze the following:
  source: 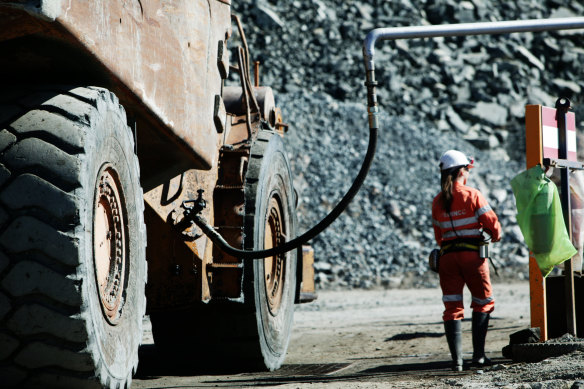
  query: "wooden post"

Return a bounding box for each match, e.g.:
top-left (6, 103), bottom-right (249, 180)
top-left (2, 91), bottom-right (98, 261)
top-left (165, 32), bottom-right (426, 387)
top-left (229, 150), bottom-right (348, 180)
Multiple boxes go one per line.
top-left (525, 104), bottom-right (547, 341)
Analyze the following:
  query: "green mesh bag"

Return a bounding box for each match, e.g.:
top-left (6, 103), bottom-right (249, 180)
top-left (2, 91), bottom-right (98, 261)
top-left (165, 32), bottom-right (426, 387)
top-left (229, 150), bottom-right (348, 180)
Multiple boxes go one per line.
top-left (511, 165), bottom-right (577, 277)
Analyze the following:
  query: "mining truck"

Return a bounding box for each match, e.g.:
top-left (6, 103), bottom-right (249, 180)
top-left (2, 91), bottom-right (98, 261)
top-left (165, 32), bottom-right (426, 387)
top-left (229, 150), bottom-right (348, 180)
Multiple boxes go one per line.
top-left (0, 1), bottom-right (319, 387)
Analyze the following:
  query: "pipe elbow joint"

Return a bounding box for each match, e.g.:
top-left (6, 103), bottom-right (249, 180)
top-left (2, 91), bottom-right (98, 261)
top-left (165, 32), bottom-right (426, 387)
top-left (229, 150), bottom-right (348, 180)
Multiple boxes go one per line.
top-left (363, 29), bottom-right (383, 72)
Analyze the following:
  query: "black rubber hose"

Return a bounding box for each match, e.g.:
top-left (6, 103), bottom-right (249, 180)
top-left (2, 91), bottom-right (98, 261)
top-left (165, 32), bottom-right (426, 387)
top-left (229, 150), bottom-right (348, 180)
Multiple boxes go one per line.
top-left (193, 126), bottom-right (378, 259)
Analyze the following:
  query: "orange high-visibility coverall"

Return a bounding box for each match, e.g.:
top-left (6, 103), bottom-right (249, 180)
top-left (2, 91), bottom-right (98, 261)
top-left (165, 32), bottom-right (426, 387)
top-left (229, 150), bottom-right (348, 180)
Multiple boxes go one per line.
top-left (432, 182), bottom-right (502, 321)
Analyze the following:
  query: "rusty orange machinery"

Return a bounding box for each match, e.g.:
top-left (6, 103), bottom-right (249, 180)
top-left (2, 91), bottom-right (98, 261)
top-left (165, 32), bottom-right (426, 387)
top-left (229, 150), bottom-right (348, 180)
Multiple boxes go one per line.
top-left (144, 110), bottom-right (317, 310)
top-left (0, 1), bottom-right (233, 189)
top-left (0, 1), bottom-right (315, 311)
top-left (525, 103), bottom-right (583, 340)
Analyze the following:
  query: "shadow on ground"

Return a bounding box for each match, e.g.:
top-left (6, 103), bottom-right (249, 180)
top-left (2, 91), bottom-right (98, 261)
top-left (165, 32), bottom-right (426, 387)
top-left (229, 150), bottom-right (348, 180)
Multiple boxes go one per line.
top-left (385, 332), bottom-right (444, 341)
top-left (135, 343), bottom-right (509, 387)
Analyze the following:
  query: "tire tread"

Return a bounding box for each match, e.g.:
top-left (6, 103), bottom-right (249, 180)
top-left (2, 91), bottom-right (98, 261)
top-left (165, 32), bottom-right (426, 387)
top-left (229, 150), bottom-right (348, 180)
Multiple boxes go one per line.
top-left (0, 86), bottom-right (145, 388)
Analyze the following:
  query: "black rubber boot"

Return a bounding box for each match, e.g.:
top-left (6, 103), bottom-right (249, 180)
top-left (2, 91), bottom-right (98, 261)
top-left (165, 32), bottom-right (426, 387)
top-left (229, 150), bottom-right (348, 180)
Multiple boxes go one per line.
top-left (471, 311), bottom-right (491, 367)
top-left (444, 320), bottom-right (463, 371)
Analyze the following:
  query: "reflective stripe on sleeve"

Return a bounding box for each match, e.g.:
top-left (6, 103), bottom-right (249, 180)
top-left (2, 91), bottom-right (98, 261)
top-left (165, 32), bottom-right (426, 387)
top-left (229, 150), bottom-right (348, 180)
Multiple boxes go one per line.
top-left (443, 294), bottom-right (463, 302)
top-left (472, 295), bottom-right (494, 305)
top-left (432, 218), bottom-right (440, 226)
top-left (475, 205), bottom-right (492, 217)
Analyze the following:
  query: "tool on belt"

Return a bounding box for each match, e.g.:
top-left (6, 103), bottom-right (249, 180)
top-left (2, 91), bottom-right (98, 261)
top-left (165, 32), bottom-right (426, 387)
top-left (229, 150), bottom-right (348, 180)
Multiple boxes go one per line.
top-left (428, 240), bottom-right (499, 276)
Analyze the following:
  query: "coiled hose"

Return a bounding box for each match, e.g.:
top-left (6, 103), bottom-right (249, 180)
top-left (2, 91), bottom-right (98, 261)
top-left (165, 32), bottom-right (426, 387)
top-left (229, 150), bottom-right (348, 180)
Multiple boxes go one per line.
top-left (193, 125), bottom-right (378, 259)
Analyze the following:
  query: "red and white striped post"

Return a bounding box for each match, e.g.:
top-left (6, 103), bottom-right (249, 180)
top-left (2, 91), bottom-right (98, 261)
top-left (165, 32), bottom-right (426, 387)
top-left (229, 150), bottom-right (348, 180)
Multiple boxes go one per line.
top-left (525, 102), bottom-right (578, 340)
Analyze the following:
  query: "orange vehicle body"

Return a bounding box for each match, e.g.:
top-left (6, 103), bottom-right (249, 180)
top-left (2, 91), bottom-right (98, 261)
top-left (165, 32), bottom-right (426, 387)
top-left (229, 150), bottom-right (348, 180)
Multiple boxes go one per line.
top-left (0, 0), bottom-right (314, 312)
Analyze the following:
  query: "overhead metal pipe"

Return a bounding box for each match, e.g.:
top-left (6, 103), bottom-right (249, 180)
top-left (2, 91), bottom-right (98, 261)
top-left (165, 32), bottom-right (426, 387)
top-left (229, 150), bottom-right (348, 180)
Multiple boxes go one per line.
top-left (363, 17), bottom-right (584, 72)
top-left (362, 17), bottom-right (584, 145)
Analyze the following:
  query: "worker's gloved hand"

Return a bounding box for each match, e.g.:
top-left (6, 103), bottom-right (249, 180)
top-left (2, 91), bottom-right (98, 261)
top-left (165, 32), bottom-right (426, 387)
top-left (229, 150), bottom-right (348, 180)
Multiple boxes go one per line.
top-left (483, 229), bottom-right (500, 243)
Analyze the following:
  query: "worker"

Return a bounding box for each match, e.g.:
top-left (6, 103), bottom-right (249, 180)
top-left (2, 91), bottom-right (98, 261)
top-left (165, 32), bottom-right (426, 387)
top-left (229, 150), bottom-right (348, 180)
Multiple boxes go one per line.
top-left (431, 150), bottom-right (501, 371)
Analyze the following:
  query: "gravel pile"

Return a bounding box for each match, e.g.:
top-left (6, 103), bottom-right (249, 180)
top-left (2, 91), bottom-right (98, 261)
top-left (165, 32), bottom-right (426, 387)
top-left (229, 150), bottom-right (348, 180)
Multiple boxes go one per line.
top-left (448, 351), bottom-right (584, 388)
top-left (231, 0), bottom-right (584, 289)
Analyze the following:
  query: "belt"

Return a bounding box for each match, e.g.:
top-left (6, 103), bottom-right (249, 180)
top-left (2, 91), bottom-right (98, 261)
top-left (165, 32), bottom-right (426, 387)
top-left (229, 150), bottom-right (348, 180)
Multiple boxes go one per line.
top-left (440, 242), bottom-right (480, 256)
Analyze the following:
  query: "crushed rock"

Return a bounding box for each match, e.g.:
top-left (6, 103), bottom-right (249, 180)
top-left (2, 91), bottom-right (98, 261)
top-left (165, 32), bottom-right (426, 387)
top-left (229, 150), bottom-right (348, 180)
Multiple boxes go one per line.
top-left (451, 351), bottom-right (584, 389)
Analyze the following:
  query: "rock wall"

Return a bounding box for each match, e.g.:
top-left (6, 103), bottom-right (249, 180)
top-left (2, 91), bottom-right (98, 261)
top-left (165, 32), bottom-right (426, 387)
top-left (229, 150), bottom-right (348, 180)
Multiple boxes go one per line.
top-left (231, 0), bottom-right (584, 289)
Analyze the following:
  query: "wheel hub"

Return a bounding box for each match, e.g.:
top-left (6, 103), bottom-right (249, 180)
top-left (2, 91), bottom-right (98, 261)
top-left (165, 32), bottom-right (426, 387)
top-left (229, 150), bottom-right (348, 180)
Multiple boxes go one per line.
top-left (264, 196), bottom-right (286, 315)
top-left (94, 166), bottom-right (127, 325)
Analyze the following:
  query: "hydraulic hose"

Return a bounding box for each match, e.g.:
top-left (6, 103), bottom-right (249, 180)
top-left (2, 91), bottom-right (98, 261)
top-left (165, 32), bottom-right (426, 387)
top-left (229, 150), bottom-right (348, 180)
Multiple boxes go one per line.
top-left (192, 25), bottom-right (383, 260)
top-left (191, 17), bottom-right (378, 260)
top-left (193, 125), bottom-right (378, 259)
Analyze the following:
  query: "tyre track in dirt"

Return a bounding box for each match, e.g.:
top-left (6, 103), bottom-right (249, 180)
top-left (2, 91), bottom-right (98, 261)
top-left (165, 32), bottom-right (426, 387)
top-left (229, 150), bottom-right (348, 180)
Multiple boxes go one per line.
top-left (133, 282), bottom-right (535, 388)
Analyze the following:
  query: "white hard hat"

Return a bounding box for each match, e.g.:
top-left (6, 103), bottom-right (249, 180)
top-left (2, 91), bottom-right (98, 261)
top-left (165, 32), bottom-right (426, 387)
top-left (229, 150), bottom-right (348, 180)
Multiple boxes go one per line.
top-left (439, 150), bottom-right (474, 171)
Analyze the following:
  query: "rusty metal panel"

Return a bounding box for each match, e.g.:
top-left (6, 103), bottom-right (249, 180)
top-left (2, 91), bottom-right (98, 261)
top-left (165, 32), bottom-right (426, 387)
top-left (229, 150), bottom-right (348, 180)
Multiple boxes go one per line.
top-left (144, 136), bottom-right (255, 305)
top-left (206, 265), bottom-right (243, 298)
top-left (225, 118), bottom-right (252, 145)
top-left (0, 0), bottom-right (230, 169)
top-left (207, 145), bottom-right (250, 299)
top-left (301, 246), bottom-right (316, 294)
top-left (144, 168), bottom-right (218, 308)
top-left (144, 203), bottom-right (202, 311)
top-left (298, 245), bottom-right (317, 303)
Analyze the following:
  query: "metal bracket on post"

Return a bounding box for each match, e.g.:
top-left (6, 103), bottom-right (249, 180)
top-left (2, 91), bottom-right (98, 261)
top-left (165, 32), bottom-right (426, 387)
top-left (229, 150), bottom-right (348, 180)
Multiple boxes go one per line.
top-left (555, 97), bottom-right (577, 337)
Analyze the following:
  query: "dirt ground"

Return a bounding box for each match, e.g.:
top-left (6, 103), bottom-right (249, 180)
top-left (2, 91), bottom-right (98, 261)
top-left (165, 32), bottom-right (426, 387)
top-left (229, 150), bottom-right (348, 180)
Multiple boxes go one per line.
top-left (132, 281), bottom-right (584, 388)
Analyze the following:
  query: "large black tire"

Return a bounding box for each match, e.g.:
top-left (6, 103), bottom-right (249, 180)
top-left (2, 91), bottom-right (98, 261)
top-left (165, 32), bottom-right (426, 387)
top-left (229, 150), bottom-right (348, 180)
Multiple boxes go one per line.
top-left (0, 86), bottom-right (146, 388)
top-left (242, 130), bottom-right (298, 370)
top-left (150, 130), bottom-right (297, 371)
